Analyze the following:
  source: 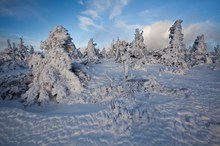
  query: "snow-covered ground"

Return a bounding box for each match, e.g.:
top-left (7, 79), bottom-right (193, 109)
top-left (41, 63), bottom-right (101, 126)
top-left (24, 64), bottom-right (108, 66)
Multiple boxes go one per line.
top-left (1, 60), bottom-right (220, 145)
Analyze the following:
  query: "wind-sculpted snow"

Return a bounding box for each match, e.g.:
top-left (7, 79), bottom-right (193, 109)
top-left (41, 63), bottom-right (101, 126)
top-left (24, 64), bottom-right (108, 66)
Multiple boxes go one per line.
top-left (0, 60), bottom-right (220, 145)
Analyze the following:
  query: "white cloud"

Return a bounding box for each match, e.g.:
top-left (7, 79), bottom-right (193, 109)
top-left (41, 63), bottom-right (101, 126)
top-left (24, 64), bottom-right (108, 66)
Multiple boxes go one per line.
top-left (143, 20), bottom-right (172, 50)
top-left (78, 15), bottom-right (103, 32)
top-left (81, 9), bottom-right (99, 19)
top-left (183, 21), bottom-right (220, 48)
top-left (143, 20), bottom-right (220, 50)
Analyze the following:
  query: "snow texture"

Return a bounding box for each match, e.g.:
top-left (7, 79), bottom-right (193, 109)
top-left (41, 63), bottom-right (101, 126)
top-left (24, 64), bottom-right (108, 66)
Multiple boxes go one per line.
top-left (1, 61), bottom-right (220, 145)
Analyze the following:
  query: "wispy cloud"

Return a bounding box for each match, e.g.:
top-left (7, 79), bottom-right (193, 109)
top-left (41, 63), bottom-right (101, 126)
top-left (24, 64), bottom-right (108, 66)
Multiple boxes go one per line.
top-left (0, 0), bottom-right (46, 23)
top-left (81, 9), bottom-right (99, 19)
top-left (78, 15), bottom-right (103, 32)
top-left (77, 0), bottom-right (130, 32)
top-left (93, 0), bottom-right (110, 11)
top-left (78, 0), bottom-right (84, 5)
top-left (109, 0), bottom-right (129, 20)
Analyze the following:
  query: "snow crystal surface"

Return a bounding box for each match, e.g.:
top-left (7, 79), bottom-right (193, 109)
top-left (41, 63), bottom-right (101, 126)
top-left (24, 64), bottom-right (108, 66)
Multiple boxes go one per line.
top-left (1, 60), bottom-right (220, 145)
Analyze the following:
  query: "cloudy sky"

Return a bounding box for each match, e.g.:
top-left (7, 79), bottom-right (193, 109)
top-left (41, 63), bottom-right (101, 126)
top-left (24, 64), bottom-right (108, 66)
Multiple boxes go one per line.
top-left (0, 0), bottom-right (220, 50)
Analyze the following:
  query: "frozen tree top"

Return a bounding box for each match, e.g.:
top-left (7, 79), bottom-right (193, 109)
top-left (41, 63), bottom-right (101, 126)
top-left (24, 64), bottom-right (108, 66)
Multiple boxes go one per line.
top-left (133, 28), bottom-right (145, 49)
top-left (192, 34), bottom-right (207, 53)
top-left (128, 28), bottom-right (146, 59)
top-left (87, 38), bottom-right (97, 49)
top-left (41, 25), bottom-right (76, 53)
top-left (169, 20), bottom-right (184, 50)
top-left (84, 38), bottom-right (99, 59)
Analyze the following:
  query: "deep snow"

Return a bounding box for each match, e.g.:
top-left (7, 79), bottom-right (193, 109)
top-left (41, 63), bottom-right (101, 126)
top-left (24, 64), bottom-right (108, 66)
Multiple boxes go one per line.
top-left (0, 60), bottom-right (220, 146)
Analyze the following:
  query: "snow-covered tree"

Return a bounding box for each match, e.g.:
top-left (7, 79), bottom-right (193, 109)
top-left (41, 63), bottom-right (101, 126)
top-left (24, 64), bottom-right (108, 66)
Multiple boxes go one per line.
top-left (161, 20), bottom-right (187, 68)
top-left (29, 45), bottom-right (34, 54)
top-left (211, 45), bottom-right (220, 63)
top-left (106, 39), bottom-right (117, 58)
top-left (214, 45), bottom-right (220, 53)
top-left (83, 38), bottom-right (100, 63)
top-left (0, 38), bottom-right (33, 72)
top-left (22, 25), bottom-right (84, 105)
top-left (189, 34), bottom-right (212, 66)
top-left (115, 39), bottom-right (129, 62)
top-left (192, 34), bottom-right (207, 53)
top-left (100, 47), bottom-right (106, 58)
top-left (0, 73), bottom-right (31, 100)
top-left (40, 25), bottom-right (80, 59)
top-left (129, 28), bottom-right (146, 59)
top-left (169, 20), bottom-right (184, 50)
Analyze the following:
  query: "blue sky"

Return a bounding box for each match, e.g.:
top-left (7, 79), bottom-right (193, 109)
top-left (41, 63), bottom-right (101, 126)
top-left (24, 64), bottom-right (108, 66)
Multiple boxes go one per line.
top-left (0, 0), bottom-right (220, 50)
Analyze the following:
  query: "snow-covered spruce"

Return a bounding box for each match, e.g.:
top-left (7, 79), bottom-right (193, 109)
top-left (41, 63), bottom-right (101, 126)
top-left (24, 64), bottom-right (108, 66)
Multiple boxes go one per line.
top-left (106, 39), bottom-right (117, 58)
top-left (0, 38), bottom-right (34, 72)
top-left (106, 28), bottom-right (146, 62)
top-left (100, 47), bottom-right (106, 58)
top-left (22, 26), bottom-right (84, 105)
top-left (115, 39), bottom-right (129, 63)
top-left (210, 45), bottom-right (220, 63)
top-left (82, 38), bottom-right (100, 64)
top-left (0, 73), bottom-right (32, 100)
top-left (129, 28), bottom-right (146, 59)
top-left (189, 34), bottom-right (212, 66)
top-left (161, 20), bottom-right (187, 68)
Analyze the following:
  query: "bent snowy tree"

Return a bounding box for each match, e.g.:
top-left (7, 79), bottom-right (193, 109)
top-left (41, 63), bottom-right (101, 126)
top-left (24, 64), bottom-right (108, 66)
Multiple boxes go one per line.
top-left (161, 20), bottom-right (187, 68)
top-left (22, 26), bottom-right (84, 105)
top-left (189, 34), bottom-right (212, 66)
